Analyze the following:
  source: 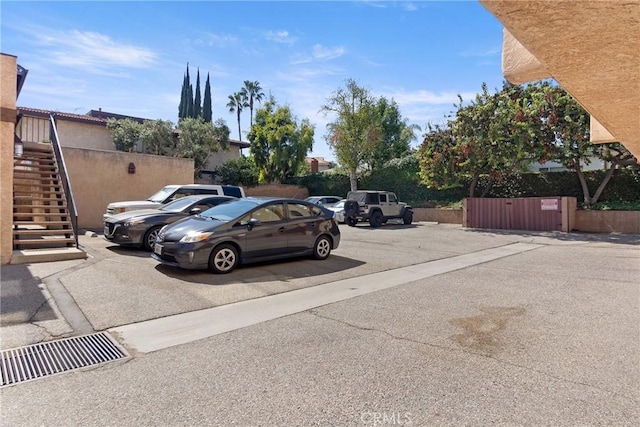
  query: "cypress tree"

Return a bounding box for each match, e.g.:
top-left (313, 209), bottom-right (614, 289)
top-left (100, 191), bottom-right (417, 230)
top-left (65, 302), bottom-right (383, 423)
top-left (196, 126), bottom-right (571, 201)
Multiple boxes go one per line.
top-left (180, 64), bottom-right (192, 120)
top-left (203, 73), bottom-right (212, 123)
top-left (187, 83), bottom-right (194, 118)
top-left (194, 68), bottom-right (202, 119)
top-left (178, 72), bottom-right (186, 119)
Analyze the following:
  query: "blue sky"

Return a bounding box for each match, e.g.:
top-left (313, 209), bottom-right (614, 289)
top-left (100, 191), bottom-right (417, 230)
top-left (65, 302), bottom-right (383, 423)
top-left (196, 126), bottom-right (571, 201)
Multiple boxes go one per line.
top-left (1, 0), bottom-right (506, 161)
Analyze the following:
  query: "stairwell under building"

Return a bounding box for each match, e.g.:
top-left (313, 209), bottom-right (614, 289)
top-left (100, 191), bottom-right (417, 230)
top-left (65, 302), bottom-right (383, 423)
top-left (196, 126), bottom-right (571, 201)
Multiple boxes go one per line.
top-left (11, 116), bottom-right (86, 264)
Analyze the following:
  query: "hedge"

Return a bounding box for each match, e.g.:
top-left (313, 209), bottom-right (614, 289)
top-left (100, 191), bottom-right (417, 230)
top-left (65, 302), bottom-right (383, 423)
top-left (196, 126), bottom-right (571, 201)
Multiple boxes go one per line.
top-left (288, 168), bottom-right (640, 208)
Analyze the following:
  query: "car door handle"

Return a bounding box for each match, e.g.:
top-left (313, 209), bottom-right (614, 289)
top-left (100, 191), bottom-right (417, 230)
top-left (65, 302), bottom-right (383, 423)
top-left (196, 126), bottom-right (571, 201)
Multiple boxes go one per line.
top-left (278, 227), bottom-right (286, 233)
top-left (309, 221), bottom-right (316, 227)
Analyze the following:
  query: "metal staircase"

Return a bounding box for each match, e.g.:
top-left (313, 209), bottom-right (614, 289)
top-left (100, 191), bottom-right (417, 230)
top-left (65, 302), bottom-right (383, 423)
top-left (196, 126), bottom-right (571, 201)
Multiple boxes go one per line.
top-left (11, 119), bottom-right (86, 263)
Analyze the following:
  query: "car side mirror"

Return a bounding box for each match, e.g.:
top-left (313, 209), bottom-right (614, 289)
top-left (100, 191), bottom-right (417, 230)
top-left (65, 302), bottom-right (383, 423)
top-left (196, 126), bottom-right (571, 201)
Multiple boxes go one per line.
top-left (189, 208), bottom-right (202, 215)
top-left (247, 218), bottom-right (261, 230)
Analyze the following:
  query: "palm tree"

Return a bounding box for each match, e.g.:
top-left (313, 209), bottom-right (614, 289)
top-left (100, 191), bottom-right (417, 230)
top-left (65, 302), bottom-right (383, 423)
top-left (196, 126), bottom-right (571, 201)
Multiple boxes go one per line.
top-left (227, 92), bottom-right (247, 141)
top-left (240, 80), bottom-right (265, 127)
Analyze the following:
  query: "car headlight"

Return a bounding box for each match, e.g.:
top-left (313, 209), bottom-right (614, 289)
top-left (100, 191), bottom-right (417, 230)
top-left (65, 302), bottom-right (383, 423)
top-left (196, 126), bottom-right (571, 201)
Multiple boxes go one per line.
top-left (180, 231), bottom-right (214, 243)
top-left (124, 219), bottom-right (145, 227)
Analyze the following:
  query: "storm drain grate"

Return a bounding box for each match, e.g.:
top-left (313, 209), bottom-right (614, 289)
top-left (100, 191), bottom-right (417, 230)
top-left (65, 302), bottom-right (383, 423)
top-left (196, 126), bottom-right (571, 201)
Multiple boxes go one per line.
top-left (1, 332), bottom-right (129, 387)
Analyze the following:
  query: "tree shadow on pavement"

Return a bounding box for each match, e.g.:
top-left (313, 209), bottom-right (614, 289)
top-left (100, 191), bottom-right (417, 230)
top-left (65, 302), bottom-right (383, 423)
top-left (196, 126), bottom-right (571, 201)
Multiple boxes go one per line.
top-left (154, 255), bottom-right (365, 286)
top-left (462, 227), bottom-right (640, 246)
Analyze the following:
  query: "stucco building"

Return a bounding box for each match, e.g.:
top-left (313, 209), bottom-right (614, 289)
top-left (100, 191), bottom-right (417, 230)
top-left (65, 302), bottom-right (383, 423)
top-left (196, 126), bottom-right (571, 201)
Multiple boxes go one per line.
top-left (1, 53), bottom-right (249, 263)
top-left (479, 0), bottom-right (640, 162)
top-left (17, 106), bottom-right (250, 171)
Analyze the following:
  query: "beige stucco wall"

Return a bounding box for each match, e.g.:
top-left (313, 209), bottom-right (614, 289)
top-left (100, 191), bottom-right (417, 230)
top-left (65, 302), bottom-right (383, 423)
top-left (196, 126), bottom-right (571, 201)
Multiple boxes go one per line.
top-left (413, 208), bottom-right (463, 224)
top-left (575, 210), bottom-right (640, 234)
top-left (63, 148), bottom-right (194, 229)
top-left (480, 0), bottom-right (640, 161)
top-left (203, 145), bottom-right (242, 171)
top-left (57, 120), bottom-right (114, 151)
top-left (1, 53), bottom-right (17, 264)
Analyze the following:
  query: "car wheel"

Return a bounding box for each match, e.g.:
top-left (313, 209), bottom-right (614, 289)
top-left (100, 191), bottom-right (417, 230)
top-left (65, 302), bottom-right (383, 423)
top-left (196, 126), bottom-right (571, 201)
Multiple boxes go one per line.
top-left (369, 211), bottom-right (383, 228)
top-left (343, 200), bottom-right (359, 217)
top-left (143, 226), bottom-right (162, 251)
top-left (403, 210), bottom-right (413, 225)
top-left (209, 243), bottom-right (239, 274)
top-left (346, 217), bottom-right (358, 227)
top-left (312, 235), bottom-right (332, 260)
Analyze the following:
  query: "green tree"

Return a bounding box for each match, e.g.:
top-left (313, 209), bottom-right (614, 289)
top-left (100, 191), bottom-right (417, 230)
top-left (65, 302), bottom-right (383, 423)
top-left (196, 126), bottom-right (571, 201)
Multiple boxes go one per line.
top-left (177, 118), bottom-right (230, 177)
top-left (179, 64), bottom-right (193, 120)
top-left (202, 73), bottom-right (212, 123)
top-left (140, 119), bottom-right (175, 156)
top-left (227, 91), bottom-right (247, 141)
top-left (248, 96), bottom-right (314, 183)
top-left (321, 79), bottom-right (381, 191)
top-left (535, 84), bottom-right (638, 207)
top-left (187, 83), bottom-right (194, 119)
top-left (418, 81), bottom-right (543, 197)
top-left (368, 97), bottom-right (419, 170)
top-left (193, 68), bottom-right (202, 119)
top-left (213, 156), bottom-right (259, 187)
top-left (106, 118), bottom-right (141, 152)
top-left (240, 80), bottom-right (265, 127)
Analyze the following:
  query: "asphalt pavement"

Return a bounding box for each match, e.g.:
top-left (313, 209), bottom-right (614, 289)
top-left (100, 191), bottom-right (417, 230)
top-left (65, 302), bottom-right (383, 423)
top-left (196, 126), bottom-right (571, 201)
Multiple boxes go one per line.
top-left (1, 223), bottom-right (638, 426)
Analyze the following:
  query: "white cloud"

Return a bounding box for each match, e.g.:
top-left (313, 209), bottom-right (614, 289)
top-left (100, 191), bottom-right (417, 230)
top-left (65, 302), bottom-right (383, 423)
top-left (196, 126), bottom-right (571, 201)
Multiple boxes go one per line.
top-left (312, 44), bottom-right (345, 61)
top-left (264, 30), bottom-right (296, 44)
top-left (385, 89), bottom-right (477, 105)
top-left (402, 2), bottom-right (419, 12)
top-left (275, 66), bottom-right (343, 82)
top-left (198, 32), bottom-right (239, 48)
top-left (361, 1), bottom-right (388, 9)
top-left (43, 30), bottom-right (156, 69)
top-left (290, 44), bottom-right (345, 65)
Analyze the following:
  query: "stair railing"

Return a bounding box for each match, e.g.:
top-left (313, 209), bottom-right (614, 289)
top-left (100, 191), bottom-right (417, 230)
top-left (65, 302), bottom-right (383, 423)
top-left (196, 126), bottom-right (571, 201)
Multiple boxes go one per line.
top-left (49, 114), bottom-right (79, 248)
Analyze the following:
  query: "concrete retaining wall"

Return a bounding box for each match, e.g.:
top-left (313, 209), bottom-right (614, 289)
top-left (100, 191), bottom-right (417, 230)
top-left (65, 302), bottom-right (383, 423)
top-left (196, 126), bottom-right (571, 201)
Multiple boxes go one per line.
top-left (413, 208), bottom-right (463, 224)
top-left (64, 147), bottom-right (194, 229)
top-left (574, 210), bottom-right (640, 234)
top-left (413, 207), bottom-right (639, 234)
top-left (245, 184), bottom-right (309, 199)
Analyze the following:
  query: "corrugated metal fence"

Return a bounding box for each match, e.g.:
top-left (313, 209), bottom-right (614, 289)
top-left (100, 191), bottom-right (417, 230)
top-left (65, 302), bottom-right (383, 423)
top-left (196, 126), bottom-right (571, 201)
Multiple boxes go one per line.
top-left (463, 197), bottom-right (576, 232)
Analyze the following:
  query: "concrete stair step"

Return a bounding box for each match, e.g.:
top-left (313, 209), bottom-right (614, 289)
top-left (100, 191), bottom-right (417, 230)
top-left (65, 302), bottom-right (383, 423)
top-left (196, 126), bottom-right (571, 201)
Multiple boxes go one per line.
top-left (13, 237), bottom-right (77, 246)
top-left (13, 204), bottom-right (68, 210)
top-left (13, 229), bottom-right (74, 236)
top-left (13, 212), bottom-right (69, 217)
top-left (14, 220), bottom-right (72, 227)
top-left (10, 247), bottom-right (87, 264)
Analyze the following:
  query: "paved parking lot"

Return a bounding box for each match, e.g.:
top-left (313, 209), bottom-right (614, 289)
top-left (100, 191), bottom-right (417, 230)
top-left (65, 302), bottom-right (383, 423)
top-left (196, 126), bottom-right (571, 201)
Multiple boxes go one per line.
top-left (4, 222), bottom-right (537, 342)
top-left (1, 222), bottom-right (638, 425)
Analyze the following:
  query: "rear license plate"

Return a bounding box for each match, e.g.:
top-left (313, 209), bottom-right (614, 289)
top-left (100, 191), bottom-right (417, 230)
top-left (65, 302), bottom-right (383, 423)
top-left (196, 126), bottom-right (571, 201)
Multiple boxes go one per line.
top-left (154, 243), bottom-right (163, 256)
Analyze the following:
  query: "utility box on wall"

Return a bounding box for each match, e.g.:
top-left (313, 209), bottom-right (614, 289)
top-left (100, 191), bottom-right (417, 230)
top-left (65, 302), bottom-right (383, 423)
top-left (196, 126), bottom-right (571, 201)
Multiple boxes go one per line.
top-left (463, 197), bottom-right (576, 232)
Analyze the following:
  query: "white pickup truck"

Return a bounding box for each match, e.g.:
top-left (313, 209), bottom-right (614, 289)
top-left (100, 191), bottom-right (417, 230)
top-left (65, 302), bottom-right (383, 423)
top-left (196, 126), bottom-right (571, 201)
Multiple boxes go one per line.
top-left (103, 184), bottom-right (245, 220)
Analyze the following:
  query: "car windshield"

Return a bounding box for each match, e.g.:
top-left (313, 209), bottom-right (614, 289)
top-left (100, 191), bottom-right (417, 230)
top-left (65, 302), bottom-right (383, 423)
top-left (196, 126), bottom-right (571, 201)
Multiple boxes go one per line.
top-left (147, 186), bottom-right (178, 202)
top-left (200, 199), bottom-right (260, 221)
top-left (159, 197), bottom-right (198, 213)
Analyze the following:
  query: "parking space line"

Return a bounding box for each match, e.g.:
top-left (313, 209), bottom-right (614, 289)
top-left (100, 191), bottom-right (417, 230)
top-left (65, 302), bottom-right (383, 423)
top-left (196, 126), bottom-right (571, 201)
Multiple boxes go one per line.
top-left (109, 243), bottom-right (542, 353)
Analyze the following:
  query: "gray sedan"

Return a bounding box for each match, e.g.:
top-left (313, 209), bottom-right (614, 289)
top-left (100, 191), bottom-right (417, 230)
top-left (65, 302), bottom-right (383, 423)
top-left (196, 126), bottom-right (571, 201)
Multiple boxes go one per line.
top-left (152, 197), bottom-right (341, 273)
top-left (104, 195), bottom-right (235, 250)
